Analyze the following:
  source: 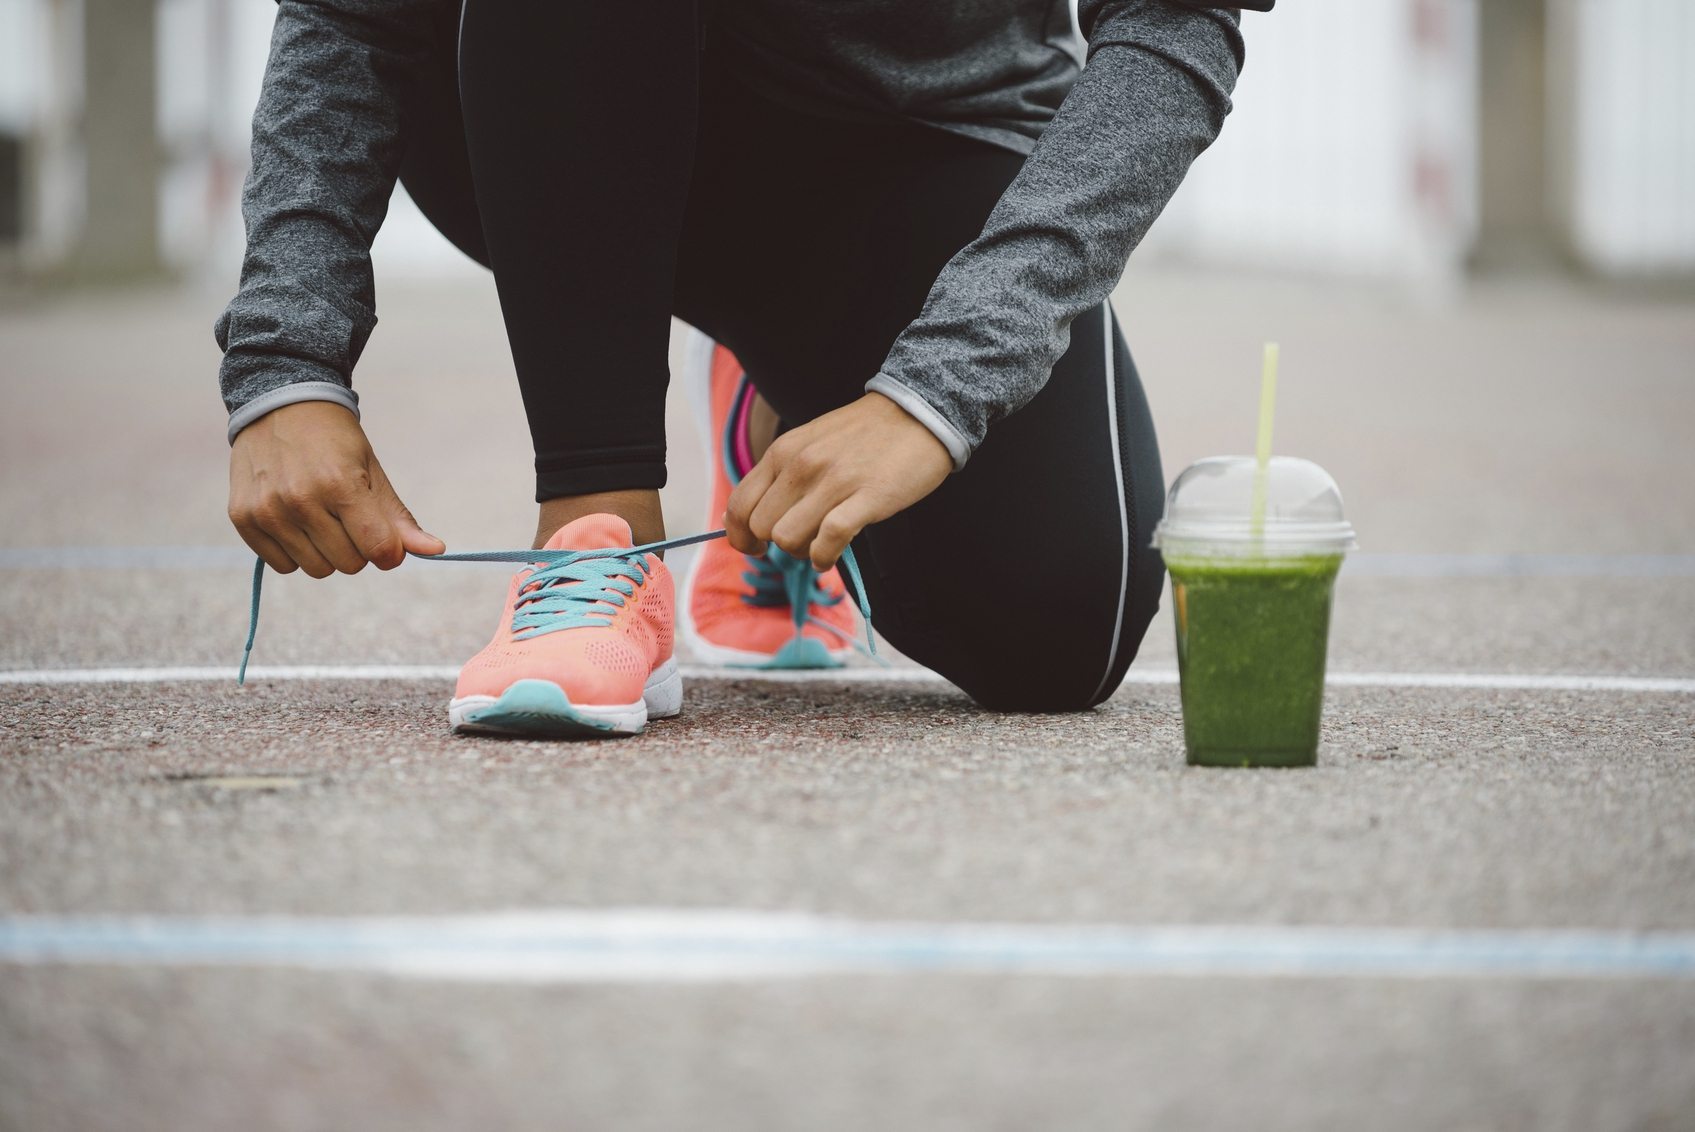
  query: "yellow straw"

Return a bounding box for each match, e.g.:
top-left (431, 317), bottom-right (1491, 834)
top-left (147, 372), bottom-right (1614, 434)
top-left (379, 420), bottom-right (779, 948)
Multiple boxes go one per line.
top-left (1250, 341), bottom-right (1280, 537)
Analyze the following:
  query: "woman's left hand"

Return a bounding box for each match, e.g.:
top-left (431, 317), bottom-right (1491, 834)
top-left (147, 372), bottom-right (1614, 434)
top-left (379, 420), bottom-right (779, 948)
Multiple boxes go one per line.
top-left (725, 392), bottom-right (953, 570)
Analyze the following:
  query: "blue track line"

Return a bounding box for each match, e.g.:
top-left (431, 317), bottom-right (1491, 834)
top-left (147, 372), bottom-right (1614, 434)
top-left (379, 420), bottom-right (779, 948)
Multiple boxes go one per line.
top-left (2, 914), bottom-right (1692, 981)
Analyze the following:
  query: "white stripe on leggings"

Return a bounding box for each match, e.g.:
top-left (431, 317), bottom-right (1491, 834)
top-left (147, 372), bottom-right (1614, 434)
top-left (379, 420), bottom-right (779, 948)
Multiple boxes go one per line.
top-left (1088, 301), bottom-right (1132, 705)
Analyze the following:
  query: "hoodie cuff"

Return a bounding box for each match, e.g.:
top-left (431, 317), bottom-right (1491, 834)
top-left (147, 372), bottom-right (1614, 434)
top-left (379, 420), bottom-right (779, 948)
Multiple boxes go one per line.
top-left (226, 381), bottom-right (362, 445)
top-left (865, 373), bottom-right (973, 472)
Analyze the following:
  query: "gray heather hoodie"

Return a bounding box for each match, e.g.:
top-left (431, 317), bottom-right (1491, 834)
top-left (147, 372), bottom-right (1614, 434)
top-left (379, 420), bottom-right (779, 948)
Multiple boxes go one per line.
top-left (216, 1), bottom-right (1257, 468)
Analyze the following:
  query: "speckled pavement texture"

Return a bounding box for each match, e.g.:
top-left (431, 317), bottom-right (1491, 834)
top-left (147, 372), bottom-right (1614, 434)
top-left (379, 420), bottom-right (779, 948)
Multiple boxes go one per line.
top-left (2, 270), bottom-right (1693, 1131)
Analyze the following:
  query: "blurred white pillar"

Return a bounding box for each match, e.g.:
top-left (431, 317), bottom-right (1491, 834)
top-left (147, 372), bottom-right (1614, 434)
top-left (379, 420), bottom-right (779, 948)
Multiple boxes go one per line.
top-left (1552, 0), bottom-right (1695, 277)
top-left (27, 0), bottom-right (82, 271)
top-left (1143, 0), bottom-right (1477, 288)
top-left (1468, 0), bottom-right (1560, 272)
top-left (68, 0), bottom-right (163, 279)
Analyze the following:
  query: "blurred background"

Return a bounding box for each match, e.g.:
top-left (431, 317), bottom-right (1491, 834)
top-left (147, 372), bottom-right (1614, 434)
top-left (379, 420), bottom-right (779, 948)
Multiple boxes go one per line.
top-left (3, 0), bottom-right (1694, 285)
top-left (1, 0), bottom-right (1692, 560)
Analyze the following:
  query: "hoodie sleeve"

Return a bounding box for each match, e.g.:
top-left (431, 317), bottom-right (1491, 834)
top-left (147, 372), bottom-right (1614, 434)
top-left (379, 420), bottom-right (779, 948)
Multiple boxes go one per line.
top-left (214, 0), bottom-right (436, 443)
top-left (866, 1), bottom-right (1245, 470)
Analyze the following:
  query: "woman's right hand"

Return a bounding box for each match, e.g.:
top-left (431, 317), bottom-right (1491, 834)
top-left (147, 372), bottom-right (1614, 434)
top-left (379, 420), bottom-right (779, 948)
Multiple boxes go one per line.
top-left (228, 400), bottom-right (445, 577)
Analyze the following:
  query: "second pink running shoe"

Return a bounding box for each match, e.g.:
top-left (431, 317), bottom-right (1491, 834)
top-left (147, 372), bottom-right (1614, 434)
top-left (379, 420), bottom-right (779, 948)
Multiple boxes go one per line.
top-left (679, 329), bottom-right (861, 669)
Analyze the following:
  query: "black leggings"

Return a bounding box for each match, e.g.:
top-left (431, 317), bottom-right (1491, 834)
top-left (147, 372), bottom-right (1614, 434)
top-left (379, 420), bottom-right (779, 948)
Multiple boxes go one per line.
top-left (400, 0), bottom-right (1165, 710)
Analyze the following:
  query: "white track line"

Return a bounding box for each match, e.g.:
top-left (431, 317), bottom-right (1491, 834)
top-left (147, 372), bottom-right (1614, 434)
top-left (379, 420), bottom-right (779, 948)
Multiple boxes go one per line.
top-left (0, 665), bottom-right (466, 684)
top-left (0, 665), bottom-right (1691, 693)
top-left (1, 910), bottom-right (1690, 981)
top-left (1325, 672), bottom-right (1695, 693)
top-left (1342, 553), bottom-right (1695, 578)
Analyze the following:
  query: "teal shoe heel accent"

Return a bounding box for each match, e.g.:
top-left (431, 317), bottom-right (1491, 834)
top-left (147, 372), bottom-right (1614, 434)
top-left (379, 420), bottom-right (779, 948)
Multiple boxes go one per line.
top-left (758, 636), bottom-right (842, 670)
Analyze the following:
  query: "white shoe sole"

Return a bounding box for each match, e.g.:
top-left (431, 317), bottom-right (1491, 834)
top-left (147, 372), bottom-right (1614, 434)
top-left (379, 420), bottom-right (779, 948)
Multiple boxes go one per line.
top-left (448, 657), bottom-right (682, 739)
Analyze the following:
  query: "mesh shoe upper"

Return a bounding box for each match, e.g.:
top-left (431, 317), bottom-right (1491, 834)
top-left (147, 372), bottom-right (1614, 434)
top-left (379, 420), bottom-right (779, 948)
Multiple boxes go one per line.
top-left (456, 513), bottom-right (675, 705)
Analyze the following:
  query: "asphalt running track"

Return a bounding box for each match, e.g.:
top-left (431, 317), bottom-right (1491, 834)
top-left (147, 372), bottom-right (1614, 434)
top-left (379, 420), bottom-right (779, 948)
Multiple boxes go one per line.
top-left (4, 276), bottom-right (1693, 1131)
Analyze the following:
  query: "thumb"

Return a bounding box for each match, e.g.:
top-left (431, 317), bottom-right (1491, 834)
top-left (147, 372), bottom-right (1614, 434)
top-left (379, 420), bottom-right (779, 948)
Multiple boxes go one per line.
top-left (395, 511), bottom-right (446, 557)
top-left (384, 494), bottom-right (444, 556)
top-left (368, 455), bottom-right (446, 556)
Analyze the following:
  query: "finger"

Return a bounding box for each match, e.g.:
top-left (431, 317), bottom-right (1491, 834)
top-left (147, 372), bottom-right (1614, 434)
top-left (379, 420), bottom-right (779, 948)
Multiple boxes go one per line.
top-left (768, 479), bottom-right (847, 562)
top-left (256, 511), bottom-right (337, 579)
top-left (299, 504), bottom-right (369, 575)
top-left (232, 519), bottom-right (298, 575)
top-left (746, 464), bottom-right (810, 549)
top-left (809, 494), bottom-right (876, 571)
top-left (725, 457), bottom-right (778, 555)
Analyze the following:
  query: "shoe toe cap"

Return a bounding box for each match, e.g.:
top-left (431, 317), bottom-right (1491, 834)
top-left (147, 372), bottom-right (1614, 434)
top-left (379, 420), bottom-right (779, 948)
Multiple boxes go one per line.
top-left (457, 633), bottom-right (650, 705)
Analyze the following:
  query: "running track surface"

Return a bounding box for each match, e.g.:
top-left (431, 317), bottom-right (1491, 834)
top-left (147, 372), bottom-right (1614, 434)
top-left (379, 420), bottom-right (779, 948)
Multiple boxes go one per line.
top-left (3, 274), bottom-right (1693, 1131)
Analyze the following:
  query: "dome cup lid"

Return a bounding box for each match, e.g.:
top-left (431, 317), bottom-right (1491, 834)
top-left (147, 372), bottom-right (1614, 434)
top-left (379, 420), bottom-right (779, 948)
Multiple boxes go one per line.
top-left (1152, 456), bottom-right (1357, 554)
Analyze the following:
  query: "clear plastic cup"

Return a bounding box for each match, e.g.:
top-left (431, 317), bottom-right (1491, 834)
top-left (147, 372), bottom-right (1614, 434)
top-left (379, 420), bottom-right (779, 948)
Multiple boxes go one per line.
top-left (1152, 456), bottom-right (1357, 767)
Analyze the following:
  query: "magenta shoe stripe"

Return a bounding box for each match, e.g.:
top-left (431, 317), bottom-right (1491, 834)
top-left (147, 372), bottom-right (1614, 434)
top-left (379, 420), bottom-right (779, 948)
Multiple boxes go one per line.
top-left (731, 375), bottom-right (757, 478)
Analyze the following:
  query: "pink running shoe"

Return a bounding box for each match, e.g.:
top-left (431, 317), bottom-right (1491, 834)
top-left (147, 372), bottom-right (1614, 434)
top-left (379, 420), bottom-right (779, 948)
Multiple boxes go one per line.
top-left (450, 513), bottom-right (681, 738)
top-left (679, 330), bottom-right (861, 668)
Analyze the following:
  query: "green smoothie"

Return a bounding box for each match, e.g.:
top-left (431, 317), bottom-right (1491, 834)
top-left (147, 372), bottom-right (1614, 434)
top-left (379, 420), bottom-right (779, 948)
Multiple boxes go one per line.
top-left (1164, 553), bottom-right (1344, 767)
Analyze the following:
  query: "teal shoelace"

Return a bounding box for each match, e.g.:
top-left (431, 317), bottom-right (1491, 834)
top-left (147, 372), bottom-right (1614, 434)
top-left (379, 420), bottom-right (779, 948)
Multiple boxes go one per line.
top-left (238, 529), bottom-right (874, 684)
top-left (741, 545), bottom-right (860, 651)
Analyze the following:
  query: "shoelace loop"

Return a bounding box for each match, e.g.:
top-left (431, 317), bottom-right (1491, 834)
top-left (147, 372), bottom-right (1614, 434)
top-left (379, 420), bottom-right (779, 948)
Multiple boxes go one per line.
top-left (238, 529), bottom-right (875, 684)
top-left (740, 546), bottom-right (871, 654)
